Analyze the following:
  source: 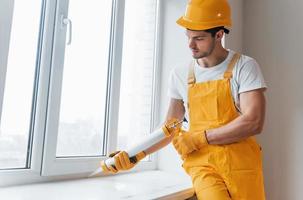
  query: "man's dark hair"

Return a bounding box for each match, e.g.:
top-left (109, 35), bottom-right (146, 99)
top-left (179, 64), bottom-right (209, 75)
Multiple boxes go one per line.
top-left (204, 26), bottom-right (230, 37)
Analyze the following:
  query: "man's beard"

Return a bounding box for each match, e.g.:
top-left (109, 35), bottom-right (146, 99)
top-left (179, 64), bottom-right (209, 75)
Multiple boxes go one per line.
top-left (192, 40), bottom-right (215, 59)
top-left (192, 51), bottom-right (210, 59)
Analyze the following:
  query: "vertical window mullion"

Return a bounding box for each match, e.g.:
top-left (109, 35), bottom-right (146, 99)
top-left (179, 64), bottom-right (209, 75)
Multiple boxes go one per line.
top-left (150, 0), bottom-right (161, 130)
top-left (31, 0), bottom-right (58, 173)
top-left (148, 0), bottom-right (163, 166)
top-left (25, 0), bottom-right (48, 169)
top-left (41, 0), bottom-right (70, 175)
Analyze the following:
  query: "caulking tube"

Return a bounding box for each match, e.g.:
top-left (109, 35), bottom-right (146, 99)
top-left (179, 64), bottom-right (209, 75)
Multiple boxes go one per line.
top-left (89, 119), bottom-right (182, 177)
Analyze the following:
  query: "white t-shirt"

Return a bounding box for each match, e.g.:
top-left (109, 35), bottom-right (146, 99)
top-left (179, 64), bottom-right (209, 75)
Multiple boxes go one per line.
top-left (168, 50), bottom-right (267, 121)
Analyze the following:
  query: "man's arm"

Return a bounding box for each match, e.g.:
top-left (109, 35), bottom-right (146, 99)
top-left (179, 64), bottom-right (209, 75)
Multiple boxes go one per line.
top-left (206, 88), bottom-right (266, 145)
top-left (144, 98), bottom-right (185, 155)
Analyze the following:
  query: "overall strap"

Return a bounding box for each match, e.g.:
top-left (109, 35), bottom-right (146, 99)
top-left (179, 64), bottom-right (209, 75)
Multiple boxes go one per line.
top-left (223, 53), bottom-right (241, 79)
top-left (187, 60), bottom-right (196, 86)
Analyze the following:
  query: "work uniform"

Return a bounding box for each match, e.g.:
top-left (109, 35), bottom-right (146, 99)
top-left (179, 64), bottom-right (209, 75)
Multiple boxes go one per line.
top-left (169, 52), bottom-right (266, 199)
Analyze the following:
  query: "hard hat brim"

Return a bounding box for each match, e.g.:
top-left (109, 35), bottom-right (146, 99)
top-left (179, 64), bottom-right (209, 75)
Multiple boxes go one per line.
top-left (176, 16), bottom-right (232, 31)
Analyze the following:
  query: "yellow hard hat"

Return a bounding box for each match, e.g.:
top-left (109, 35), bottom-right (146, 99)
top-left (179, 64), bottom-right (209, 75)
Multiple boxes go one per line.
top-left (177, 0), bottom-right (232, 31)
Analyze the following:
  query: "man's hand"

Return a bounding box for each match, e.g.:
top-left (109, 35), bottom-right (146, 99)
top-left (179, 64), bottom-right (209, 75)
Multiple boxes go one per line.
top-left (102, 151), bottom-right (146, 174)
top-left (172, 130), bottom-right (208, 159)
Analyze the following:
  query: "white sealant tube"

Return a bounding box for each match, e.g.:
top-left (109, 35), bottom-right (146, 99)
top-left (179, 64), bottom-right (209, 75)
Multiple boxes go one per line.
top-left (105, 127), bottom-right (167, 167)
top-left (89, 120), bottom-right (182, 177)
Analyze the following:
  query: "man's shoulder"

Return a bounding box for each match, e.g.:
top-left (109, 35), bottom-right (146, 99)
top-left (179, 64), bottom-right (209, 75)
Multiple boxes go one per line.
top-left (239, 53), bottom-right (256, 64)
top-left (234, 52), bottom-right (259, 72)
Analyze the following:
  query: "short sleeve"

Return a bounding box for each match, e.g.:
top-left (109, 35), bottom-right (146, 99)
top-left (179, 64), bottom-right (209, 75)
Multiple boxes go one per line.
top-left (238, 59), bottom-right (267, 94)
top-left (167, 68), bottom-right (183, 99)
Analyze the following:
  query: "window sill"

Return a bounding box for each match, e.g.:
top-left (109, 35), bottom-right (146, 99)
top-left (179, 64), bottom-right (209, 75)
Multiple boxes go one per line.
top-left (0, 170), bottom-right (194, 200)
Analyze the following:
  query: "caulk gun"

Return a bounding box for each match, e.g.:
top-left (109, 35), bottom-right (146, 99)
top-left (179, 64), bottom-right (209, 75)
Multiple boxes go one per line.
top-left (89, 119), bottom-right (182, 177)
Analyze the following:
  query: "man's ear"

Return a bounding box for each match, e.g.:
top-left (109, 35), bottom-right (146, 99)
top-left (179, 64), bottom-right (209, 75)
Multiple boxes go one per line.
top-left (216, 30), bottom-right (224, 41)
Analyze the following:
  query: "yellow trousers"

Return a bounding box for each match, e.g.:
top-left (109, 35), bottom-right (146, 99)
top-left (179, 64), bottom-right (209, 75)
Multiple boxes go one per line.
top-left (184, 138), bottom-right (265, 199)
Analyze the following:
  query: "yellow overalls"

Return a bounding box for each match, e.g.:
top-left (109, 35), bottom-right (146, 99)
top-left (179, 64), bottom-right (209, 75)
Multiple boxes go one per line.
top-left (183, 53), bottom-right (266, 199)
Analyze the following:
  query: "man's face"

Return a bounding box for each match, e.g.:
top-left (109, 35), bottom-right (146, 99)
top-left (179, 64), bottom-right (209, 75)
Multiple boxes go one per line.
top-left (185, 29), bottom-right (216, 59)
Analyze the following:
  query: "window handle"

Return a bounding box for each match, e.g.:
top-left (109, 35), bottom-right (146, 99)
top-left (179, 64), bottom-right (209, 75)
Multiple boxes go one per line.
top-left (61, 15), bottom-right (72, 45)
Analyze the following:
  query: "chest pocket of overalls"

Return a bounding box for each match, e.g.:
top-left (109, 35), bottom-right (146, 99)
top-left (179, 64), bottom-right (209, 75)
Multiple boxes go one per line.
top-left (189, 81), bottom-right (219, 122)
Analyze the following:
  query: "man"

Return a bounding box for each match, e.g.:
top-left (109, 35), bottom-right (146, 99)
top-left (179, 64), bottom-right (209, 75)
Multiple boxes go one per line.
top-left (103, 0), bottom-right (266, 199)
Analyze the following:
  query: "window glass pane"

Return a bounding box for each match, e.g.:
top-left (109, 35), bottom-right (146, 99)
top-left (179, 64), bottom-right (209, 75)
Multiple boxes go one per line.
top-left (0, 1), bottom-right (42, 169)
top-left (56, 0), bottom-right (112, 157)
top-left (117, 0), bottom-right (157, 150)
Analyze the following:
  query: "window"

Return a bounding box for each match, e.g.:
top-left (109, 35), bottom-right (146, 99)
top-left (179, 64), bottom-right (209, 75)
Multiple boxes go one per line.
top-left (0, 0), bottom-right (42, 170)
top-left (117, 0), bottom-right (157, 152)
top-left (0, 0), bottom-right (161, 183)
top-left (55, 0), bottom-right (112, 157)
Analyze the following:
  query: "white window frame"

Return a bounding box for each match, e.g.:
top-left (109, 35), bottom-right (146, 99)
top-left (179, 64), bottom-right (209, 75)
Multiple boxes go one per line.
top-left (43, 0), bottom-right (162, 176)
top-left (0, 0), bottom-right (162, 185)
top-left (0, 0), bottom-right (59, 186)
top-left (41, 0), bottom-right (120, 176)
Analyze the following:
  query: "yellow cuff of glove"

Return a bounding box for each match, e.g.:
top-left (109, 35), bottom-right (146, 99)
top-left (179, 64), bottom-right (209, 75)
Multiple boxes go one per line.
top-left (102, 151), bottom-right (146, 174)
top-left (172, 130), bottom-right (208, 159)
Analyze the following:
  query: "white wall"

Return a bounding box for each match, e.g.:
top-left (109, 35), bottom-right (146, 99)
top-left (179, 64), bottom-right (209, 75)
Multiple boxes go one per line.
top-left (225, 0), bottom-right (243, 53)
top-left (243, 1), bottom-right (303, 199)
top-left (156, 0), bottom-right (244, 174)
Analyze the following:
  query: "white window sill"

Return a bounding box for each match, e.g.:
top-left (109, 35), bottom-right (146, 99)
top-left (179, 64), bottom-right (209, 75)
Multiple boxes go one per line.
top-left (0, 170), bottom-right (194, 200)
